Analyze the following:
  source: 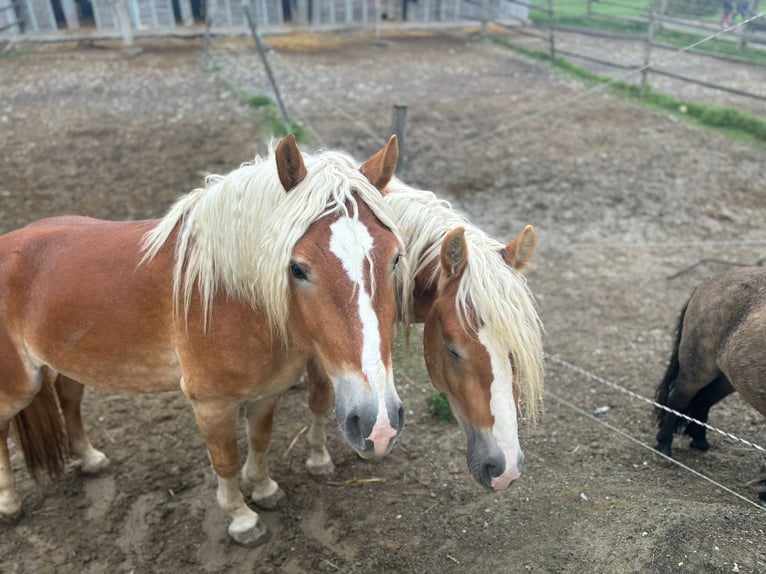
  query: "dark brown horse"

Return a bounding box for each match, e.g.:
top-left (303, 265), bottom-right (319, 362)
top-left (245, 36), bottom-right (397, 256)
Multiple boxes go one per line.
top-left (655, 266), bottom-right (766, 500)
top-left (0, 135), bottom-right (409, 546)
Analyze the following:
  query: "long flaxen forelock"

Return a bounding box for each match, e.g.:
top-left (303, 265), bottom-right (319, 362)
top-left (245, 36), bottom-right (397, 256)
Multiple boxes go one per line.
top-left (385, 178), bottom-right (544, 422)
top-left (141, 148), bottom-right (410, 343)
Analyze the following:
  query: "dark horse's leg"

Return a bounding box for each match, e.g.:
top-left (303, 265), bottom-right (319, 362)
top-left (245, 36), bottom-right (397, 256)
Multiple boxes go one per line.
top-left (655, 299), bottom-right (720, 457)
top-left (656, 373), bottom-right (705, 457)
top-left (684, 375), bottom-right (735, 452)
top-left (655, 303), bottom-right (690, 457)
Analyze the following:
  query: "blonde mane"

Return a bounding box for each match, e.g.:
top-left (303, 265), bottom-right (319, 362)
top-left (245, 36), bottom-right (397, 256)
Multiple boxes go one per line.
top-left (142, 146), bottom-right (409, 343)
top-left (385, 177), bottom-right (544, 422)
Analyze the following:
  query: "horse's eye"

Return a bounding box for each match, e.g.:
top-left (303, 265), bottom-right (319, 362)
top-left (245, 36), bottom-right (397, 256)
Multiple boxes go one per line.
top-left (446, 344), bottom-right (461, 360)
top-left (393, 253), bottom-right (401, 269)
top-left (290, 262), bottom-right (308, 281)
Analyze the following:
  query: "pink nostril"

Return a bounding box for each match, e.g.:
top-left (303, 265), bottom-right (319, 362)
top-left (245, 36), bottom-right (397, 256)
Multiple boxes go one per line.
top-left (491, 472), bottom-right (519, 491)
top-left (367, 421), bottom-right (397, 456)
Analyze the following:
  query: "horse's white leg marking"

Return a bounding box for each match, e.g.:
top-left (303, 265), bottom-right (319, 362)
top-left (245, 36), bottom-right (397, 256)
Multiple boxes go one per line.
top-left (71, 436), bottom-right (110, 475)
top-left (216, 475), bottom-right (265, 546)
top-left (0, 423), bottom-right (21, 519)
top-left (479, 327), bottom-right (523, 490)
top-left (306, 410), bottom-right (334, 475)
top-left (242, 450), bottom-right (282, 508)
top-left (329, 216), bottom-right (397, 456)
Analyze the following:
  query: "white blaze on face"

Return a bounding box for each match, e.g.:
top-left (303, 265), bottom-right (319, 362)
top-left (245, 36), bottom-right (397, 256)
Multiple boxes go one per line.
top-left (478, 326), bottom-right (523, 489)
top-left (329, 216), bottom-right (396, 456)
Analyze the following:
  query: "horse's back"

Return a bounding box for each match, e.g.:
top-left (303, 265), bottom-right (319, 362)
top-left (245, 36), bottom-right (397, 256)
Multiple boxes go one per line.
top-left (687, 267), bottom-right (766, 416)
top-left (0, 216), bottom-right (180, 392)
top-left (0, 216), bottom-right (163, 309)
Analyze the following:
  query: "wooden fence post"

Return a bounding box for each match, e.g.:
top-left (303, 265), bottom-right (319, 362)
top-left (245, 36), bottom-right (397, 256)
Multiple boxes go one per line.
top-left (641, 8), bottom-right (655, 98)
top-left (656, 0), bottom-right (668, 33)
top-left (391, 104), bottom-right (408, 173)
top-left (547, 0), bottom-right (555, 61)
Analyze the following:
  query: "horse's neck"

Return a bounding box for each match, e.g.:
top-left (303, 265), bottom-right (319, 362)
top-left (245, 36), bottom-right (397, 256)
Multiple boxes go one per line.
top-left (411, 258), bottom-right (439, 323)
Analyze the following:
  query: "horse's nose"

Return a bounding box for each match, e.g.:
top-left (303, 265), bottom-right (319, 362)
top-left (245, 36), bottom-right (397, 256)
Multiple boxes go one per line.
top-left (489, 452), bottom-right (523, 491)
top-left (389, 399), bottom-right (405, 436)
top-left (341, 400), bottom-right (403, 458)
top-left (479, 454), bottom-right (506, 489)
top-left (342, 409), bottom-right (373, 453)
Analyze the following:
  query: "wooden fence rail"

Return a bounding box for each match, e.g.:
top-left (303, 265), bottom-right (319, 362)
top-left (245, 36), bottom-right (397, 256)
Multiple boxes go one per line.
top-left (499, 4), bottom-right (766, 107)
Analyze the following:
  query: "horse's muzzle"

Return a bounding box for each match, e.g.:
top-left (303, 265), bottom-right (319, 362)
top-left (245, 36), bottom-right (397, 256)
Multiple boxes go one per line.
top-left (466, 427), bottom-right (523, 490)
top-left (336, 394), bottom-right (404, 459)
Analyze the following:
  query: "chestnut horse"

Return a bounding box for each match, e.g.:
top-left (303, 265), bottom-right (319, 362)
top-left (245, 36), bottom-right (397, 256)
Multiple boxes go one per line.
top-left (655, 266), bottom-right (766, 500)
top-left (0, 135), bottom-right (409, 546)
top-left (244, 177), bottom-right (544, 491)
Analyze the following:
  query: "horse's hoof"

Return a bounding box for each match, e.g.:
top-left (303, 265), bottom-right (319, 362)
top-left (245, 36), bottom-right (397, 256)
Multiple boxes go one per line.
top-left (689, 438), bottom-right (710, 452)
top-left (0, 509), bottom-right (23, 525)
top-left (654, 442), bottom-right (672, 457)
top-left (0, 508), bottom-right (23, 524)
top-left (80, 450), bottom-right (111, 475)
top-left (306, 451), bottom-right (335, 476)
top-left (251, 487), bottom-right (285, 510)
top-left (229, 519), bottom-right (270, 548)
top-left (0, 493), bottom-right (23, 524)
top-left (758, 490), bottom-right (766, 502)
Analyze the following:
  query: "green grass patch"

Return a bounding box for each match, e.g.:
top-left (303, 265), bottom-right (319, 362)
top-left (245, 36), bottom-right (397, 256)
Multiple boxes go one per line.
top-left (490, 34), bottom-right (766, 145)
top-left (242, 93), bottom-right (308, 141)
top-left (219, 77), bottom-right (308, 142)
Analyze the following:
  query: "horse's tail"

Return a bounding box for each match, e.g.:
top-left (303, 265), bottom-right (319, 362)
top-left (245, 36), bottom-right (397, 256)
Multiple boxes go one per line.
top-left (654, 296), bottom-right (691, 432)
top-left (11, 370), bottom-right (69, 481)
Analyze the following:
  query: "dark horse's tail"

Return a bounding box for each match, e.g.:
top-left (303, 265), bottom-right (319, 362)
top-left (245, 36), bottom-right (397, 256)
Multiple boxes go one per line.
top-left (11, 369), bottom-right (69, 481)
top-left (654, 297), bottom-right (691, 432)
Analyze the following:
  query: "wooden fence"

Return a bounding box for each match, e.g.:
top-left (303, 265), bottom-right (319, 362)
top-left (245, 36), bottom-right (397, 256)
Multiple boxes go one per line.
top-left (490, 0), bottom-right (766, 108)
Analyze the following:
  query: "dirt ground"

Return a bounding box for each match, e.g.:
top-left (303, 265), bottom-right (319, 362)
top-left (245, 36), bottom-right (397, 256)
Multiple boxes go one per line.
top-left (1, 27), bottom-right (766, 573)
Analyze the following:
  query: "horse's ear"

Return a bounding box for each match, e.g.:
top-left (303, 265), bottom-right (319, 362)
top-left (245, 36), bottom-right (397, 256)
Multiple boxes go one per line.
top-left (440, 227), bottom-right (468, 281)
top-left (502, 225), bottom-right (537, 271)
top-left (360, 135), bottom-right (398, 192)
top-left (275, 134), bottom-right (307, 192)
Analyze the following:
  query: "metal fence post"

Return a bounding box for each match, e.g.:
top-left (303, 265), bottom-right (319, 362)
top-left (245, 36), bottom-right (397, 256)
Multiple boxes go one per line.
top-left (244, 4), bottom-right (292, 134)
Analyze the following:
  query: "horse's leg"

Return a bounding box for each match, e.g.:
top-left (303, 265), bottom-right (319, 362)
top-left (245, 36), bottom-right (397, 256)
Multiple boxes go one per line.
top-left (685, 375), bottom-right (735, 452)
top-left (241, 395), bottom-right (285, 510)
top-left (306, 356), bottom-right (335, 476)
top-left (0, 421), bottom-right (21, 521)
top-left (54, 374), bottom-right (110, 474)
top-left (188, 396), bottom-right (267, 547)
top-left (0, 332), bottom-right (42, 521)
top-left (656, 369), bottom-right (712, 457)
